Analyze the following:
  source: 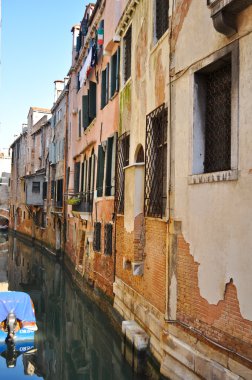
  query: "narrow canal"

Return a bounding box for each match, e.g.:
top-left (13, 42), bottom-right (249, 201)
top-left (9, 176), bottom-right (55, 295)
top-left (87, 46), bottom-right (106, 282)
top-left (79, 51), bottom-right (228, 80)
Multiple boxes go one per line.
top-left (0, 232), bottom-right (164, 380)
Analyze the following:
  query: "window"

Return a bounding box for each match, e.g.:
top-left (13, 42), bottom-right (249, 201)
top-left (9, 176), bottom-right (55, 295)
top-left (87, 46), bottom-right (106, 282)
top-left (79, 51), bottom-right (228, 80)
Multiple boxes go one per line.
top-left (51, 180), bottom-right (55, 200)
top-left (104, 223), bottom-right (113, 255)
top-left (145, 104), bottom-right (167, 218)
top-left (96, 145), bottom-right (105, 197)
top-left (123, 26), bottom-right (132, 83)
top-left (82, 81), bottom-right (97, 129)
top-left (43, 182), bottom-right (47, 199)
top-left (74, 162), bottom-right (81, 193)
top-left (105, 135), bottom-right (116, 196)
top-left (78, 110), bottom-right (81, 137)
top-left (110, 49), bottom-right (120, 98)
top-left (115, 133), bottom-right (130, 214)
top-left (56, 179), bottom-right (63, 207)
top-left (193, 54), bottom-right (233, 175)
top-left (93, 222), bottom-right (101, 252)
top-left (32, 182), bottom-right (40, 193)
top-left (155, 0), bottom-right (169, 41)
top-left (101, 65), bottom-right (109, 109)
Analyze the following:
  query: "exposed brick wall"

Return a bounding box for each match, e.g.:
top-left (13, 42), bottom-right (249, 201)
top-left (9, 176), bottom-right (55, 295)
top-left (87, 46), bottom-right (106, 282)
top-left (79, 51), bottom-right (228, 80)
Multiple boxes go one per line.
top-left (177, 234), bottom-right (252, 360)
top-left (116, 215), bottom-right (167, 313)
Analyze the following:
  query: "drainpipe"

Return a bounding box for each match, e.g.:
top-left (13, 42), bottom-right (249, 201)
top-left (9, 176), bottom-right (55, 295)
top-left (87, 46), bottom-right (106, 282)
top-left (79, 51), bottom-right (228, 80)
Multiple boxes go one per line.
top-left (165, 0), bottom-right (175, 321)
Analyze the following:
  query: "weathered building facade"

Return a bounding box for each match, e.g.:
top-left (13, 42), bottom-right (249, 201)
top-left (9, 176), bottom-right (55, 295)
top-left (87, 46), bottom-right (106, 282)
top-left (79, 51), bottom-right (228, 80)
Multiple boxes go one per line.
top-left (66, 0), bottom-right (127, 298)
top-left (8, 0), bottom-right (252, 379)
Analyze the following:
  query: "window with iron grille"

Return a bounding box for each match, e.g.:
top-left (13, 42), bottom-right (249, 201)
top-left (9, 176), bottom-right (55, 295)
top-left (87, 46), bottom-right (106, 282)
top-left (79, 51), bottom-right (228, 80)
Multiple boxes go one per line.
top-left (193, 56), bottom-right (232, 174)
top-left (93, 222), bottom-right (101, 252)
top-left (155, 0), bottom-right (169, 41)
top-left (32, 182), bottom-right (40, 194)
top-left (104, 223), bottom-right (113, 255)
top-left (145, 104), bottom-right (167, 218)
top-left (123, 26), bottom-right (132, 83)
top-left (115, 133), bottom-right (130, 214)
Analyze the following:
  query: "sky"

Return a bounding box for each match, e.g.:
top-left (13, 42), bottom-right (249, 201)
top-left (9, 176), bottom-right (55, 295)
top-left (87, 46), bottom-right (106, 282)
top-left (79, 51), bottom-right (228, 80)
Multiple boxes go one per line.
top-left (0, 0), bottom-right (89, 149)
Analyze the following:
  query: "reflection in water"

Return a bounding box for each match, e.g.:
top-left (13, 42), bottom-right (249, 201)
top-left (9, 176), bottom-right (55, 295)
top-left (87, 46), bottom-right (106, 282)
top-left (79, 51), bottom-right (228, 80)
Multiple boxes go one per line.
top-left (0, 232), bottom-right (163, 380)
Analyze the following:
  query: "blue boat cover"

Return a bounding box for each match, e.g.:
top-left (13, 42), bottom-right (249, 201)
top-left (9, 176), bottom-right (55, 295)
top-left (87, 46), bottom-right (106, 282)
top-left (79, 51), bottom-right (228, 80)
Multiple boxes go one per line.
top-left (0, 292), bottom-right (36, 323)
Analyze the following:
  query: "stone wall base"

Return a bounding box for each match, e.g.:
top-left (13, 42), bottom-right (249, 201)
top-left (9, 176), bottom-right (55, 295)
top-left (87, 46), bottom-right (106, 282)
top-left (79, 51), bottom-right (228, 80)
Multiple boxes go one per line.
top-left (114, 277), bottom-right (252, 380)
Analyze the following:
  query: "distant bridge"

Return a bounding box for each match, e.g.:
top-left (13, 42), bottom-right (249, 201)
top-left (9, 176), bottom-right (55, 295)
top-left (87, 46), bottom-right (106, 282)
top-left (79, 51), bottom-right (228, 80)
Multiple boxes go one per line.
top-left (0, 208), bottom-right (10, 221)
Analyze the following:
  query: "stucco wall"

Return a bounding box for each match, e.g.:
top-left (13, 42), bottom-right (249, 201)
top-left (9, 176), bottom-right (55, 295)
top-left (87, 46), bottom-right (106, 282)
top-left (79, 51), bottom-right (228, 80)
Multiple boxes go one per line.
top-left (173, 1), bottom-right (252, 320)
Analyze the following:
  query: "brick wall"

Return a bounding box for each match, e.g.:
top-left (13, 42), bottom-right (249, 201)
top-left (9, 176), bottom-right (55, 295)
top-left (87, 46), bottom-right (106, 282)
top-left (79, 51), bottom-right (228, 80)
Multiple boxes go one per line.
top-left (116, 215), bottom-right (167, 313)
top-left (177, 234), bottom-right (252, 360)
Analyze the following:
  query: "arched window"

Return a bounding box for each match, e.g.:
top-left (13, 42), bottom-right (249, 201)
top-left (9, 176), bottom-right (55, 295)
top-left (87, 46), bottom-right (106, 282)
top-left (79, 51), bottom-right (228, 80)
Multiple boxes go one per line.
top-left (135, 144), bottom-right (144, 163)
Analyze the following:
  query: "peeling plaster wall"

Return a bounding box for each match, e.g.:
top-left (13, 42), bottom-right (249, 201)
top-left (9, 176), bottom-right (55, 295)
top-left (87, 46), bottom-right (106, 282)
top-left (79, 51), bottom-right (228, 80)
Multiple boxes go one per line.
top-left (173, 0), bottom-right (252, 320)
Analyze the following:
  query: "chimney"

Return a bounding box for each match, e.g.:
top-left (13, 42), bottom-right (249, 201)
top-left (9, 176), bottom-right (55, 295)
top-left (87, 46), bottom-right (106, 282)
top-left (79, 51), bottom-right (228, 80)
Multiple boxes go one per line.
top-left (54, 80), bottom-right (64, 103)
top-left (71, 24), bottom-right (81, 65)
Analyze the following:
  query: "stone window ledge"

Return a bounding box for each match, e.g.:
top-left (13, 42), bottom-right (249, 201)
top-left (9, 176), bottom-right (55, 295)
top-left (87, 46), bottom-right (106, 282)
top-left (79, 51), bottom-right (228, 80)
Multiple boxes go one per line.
top-left (188, 169), bottom-right (238, 185)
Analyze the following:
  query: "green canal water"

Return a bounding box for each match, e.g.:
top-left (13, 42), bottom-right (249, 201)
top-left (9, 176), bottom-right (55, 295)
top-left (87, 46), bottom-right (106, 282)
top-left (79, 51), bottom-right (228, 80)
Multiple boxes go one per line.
top-left (0, 232), bottom-right (164, 380)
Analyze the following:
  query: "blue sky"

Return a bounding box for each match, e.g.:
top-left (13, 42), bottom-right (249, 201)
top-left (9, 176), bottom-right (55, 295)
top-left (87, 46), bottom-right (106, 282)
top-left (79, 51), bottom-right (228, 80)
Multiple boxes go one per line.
top-left (0, 0), bottom-right (89, 149)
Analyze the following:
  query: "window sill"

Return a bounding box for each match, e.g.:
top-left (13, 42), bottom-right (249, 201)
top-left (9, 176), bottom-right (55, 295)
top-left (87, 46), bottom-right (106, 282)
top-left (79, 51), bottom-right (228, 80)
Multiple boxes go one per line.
top-left (151, 29), bottom-right (169, 56)
top-left (188, 169), bottom-right (238, 185)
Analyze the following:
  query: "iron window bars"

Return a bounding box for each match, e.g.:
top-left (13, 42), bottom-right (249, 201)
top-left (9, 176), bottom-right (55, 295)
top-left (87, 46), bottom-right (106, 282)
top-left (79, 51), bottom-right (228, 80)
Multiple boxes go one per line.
top-left (145, 104), bottom-right (168, 218)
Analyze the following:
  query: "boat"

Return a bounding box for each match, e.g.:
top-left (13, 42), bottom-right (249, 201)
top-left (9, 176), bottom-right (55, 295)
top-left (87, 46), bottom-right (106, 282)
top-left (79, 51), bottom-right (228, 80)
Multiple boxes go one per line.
top-left (0, 291), bottom-right (38, 367)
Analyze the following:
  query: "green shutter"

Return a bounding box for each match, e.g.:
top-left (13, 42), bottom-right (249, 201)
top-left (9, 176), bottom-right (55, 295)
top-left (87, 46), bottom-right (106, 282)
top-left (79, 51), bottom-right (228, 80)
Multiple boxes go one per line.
top-left (89, 81), bottom-right (97, 121)
top-left (116, 48), bottom-right (120, 92)
top-left (97, 145), bottom-right (105, 197)
top-left (81, 162), bottom-right (84, 192)
top-left (78, 110), bottom-right (81, 137)
top-left (74, 162), bottom-right (81, 193)
top-left (105, 137), bottom-right (114, 196)
top-left (82, 95), bottom-right (89, 130)
top-left (106, 63), bottom-right (109, 105)
top-left (101, 70), bottom-right (106, 109)
top-left (110, 53), bottom-right (117, 98)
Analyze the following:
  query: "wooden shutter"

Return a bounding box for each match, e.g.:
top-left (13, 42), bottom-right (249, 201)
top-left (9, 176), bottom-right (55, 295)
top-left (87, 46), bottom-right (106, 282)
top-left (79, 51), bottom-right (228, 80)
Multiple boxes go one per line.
top-left (93, 222), bottom-right (101, 252)
top-left (105, 137), bottom-right (114, 196)
top-left (51, 180), bottom-right (55, 200)
top-left (110, 53), bottom-right (117, 98)
top-left (96, 145), bottom-right (105, 197)
top-left (81, 162), bottom-right (84, 192)
top-left (106, 63), bottom-right (109, 105)
top-left (116, 48), bottom-right (120, 92)
top-left (104, 223), bottom-right (113, 255)
top-left (101, 70), bottom-right (106, 109)
top-left (89, 81), bottom-right (97, 121)
top-left (74, 162), bottom-right (81, 193)
top-left (79, 110), bottom-right (81, 137)
top-left (82, 95), bottom-right (89, 130)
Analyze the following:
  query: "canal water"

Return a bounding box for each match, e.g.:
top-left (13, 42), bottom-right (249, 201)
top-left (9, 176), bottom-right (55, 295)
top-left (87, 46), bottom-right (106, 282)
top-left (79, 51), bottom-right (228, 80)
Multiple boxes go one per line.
top-left (0, 232), bottom-right (164, 380)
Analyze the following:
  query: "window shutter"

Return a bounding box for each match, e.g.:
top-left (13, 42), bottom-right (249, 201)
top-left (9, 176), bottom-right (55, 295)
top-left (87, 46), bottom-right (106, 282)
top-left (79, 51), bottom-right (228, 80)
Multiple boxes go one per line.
top-left (81, 162), bottom-right (84, 192)
top-left (116, 48), bottom-right (120, 93)
top-left (97, 145), bottom-right (105, 197)
top-left (83, 160), bottom-right (87, 193)
top-left (106, 63), bottom-right (109, 105)
top-left (101, 70), bottom-right (106, 109)
top-left (82, 95), bottom-right (89, 130)
top-left (104, 223), bottom-right (113, 255)
top-left (93, 222), bottom-right (101, 252)
top-left (110, 53), bottom-right (117, 98)
top-left (51, 180), bottom-right (55, 200)
top-left (89, 81), bottom-right (97, 121)
top-left (79, 110), bottom-right (81, 137)
top-left (105, 137), bottom-right (114, 196)
top-left (74, 162), bottom-right (81, 193)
